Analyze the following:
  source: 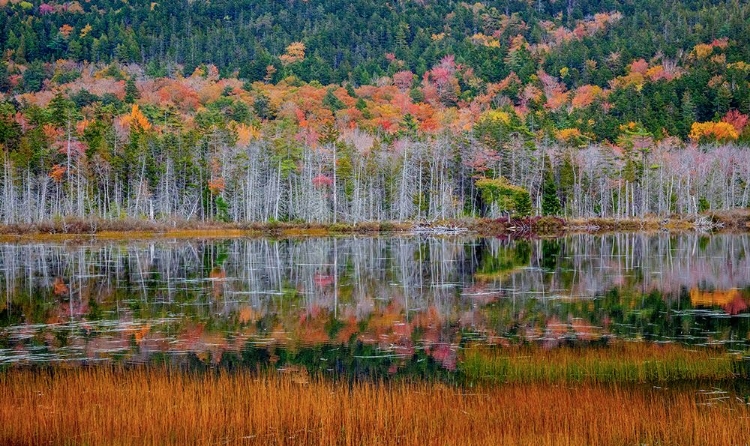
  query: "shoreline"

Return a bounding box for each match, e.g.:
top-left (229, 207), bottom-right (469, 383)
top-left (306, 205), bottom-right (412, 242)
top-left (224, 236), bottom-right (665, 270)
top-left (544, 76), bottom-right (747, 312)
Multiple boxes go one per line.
top-left (0, 211), bottom-right (748, 242)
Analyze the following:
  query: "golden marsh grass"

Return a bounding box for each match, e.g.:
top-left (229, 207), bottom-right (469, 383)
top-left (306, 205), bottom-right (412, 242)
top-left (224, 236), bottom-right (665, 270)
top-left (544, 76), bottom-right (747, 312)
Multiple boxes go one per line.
top-left (1, 367), bottom-right (749, 445)
top-left (462, 342), bottom-right (743, 384)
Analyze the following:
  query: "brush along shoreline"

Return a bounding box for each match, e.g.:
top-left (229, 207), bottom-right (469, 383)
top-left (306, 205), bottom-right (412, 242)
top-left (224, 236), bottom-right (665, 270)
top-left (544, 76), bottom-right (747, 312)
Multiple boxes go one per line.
top-left (0, 210), bottom-right (748, 241)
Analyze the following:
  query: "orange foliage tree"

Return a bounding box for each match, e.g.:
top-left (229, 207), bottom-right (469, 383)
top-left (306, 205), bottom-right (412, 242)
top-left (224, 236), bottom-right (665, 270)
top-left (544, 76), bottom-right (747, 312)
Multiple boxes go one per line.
top-left (280, 42), bottom-right (306, 65)
top-left (121, 105), bottom-right (152, 132)
top-left (689, 121), bottom-right (739, 143)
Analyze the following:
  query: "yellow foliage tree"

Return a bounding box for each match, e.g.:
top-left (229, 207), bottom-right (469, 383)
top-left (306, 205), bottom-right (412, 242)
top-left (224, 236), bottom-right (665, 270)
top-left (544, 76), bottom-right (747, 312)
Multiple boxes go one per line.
top-left (555, 128), bottom-right (586, 146)
top-left (122, 105), bottom-right (152, 132)
top-left (235, 123), bottom-right (260, 146)
top-left (689, 121), bottom-right (738, 143)
top-left (484, 110), bottom-right (511, 125)
top-left (693, 43), bottom-right (713, 59)
top-left (79, 24), bottom-right (92, 38)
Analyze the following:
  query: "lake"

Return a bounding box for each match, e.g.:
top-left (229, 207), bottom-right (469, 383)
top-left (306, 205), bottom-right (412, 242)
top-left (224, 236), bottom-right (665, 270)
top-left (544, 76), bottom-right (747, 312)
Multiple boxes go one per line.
top-left (1, 233), bottom-right (749, 375)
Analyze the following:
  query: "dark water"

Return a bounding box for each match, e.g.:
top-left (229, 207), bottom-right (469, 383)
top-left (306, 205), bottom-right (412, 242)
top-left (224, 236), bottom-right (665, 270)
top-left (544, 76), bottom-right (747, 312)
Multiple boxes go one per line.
top-left (1, 234), bottom-right (749, 374)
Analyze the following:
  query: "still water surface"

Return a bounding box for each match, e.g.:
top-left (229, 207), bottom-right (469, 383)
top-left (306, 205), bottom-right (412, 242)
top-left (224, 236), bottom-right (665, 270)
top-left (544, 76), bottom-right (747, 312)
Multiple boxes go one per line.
top-left (1, 233), bottom-right (749, 372)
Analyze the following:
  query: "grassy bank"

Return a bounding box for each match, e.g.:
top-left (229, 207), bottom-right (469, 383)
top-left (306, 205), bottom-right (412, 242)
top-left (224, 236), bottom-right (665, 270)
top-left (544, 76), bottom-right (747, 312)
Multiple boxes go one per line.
top-left (461, 343), bottom-right (745, 385)
top-left (0, 218), bottom-right (414, 242)
top-left (0, 210), bottom-right (749, 241)
top-left (1, 366), bottom-right (748, 446)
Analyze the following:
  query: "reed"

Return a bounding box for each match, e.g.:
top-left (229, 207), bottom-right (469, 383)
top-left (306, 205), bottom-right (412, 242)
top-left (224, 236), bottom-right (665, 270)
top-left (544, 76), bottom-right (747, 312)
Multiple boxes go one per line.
top-left (461, 342), bottom-right (742, 384)
top-left (1, 366), bottom-right (748, 445)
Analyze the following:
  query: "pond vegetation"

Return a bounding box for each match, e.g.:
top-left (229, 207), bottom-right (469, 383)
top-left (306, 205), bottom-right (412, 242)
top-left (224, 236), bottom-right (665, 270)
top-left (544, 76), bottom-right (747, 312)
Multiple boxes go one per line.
top-left (3, 366), bottom-right (750, 446)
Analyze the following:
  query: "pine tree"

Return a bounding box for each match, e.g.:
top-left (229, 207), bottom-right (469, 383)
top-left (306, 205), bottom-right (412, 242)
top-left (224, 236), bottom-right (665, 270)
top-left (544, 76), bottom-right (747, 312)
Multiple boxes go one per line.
top-left (322, 88), bottom-right (345, 112)
top-left (0, 62), bottom-right (10, 93)
top-left (542, 172), bottom-right (561, 216)
top-left (514, 190), bottom-right (533, 217)
top-left (253, 92), bottom-right (274, 120)
top-left (345, 83), bottom-right (357, 98)
top-left (714, 84), bottom-right (732, 119)
top-left (682, 91), bottom-right (696, 124)
top-left (125, 78), bottom-right (139, 104)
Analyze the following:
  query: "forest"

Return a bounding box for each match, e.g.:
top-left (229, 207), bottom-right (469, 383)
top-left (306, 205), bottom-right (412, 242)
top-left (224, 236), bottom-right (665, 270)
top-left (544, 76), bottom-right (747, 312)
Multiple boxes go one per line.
top-left (0, 0), bottom-right (749, 224)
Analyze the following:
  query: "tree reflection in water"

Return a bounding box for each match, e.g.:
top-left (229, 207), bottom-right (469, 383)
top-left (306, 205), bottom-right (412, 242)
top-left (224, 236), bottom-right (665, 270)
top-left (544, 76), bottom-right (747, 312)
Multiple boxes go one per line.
top-left (0, 234), bottom-right (749, 374)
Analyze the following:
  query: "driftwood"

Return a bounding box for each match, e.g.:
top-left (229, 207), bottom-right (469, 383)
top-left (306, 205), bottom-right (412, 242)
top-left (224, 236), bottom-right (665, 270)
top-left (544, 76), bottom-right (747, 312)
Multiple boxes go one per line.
top-left (412, 223), bottom-right (469, 235)
top-left (693, 216), bottom-right (724, 232)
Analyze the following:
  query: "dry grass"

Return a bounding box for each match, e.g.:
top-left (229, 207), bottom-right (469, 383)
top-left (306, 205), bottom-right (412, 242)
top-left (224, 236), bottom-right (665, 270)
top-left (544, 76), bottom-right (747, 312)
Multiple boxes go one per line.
top-left (462, 343), bottom-right (743, 384)
top-left (1, 367), bottom-right (749, 445)
top-left (0, 219), bottom-right (414, 241)
top-left (97, 229), bottom-right (252, 240)
top-left (565, 210), bottom-right (750, 233)
top-left (566, 217), bottom-right (685, 232)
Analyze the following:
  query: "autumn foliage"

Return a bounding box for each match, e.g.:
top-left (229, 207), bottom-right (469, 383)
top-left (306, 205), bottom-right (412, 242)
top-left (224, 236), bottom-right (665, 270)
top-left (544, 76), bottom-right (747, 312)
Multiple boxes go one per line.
top-left (48, 164), bottom-right (67, 183)
top-left (280, 42), bottom-right (306, 65)
top-left (689, 121), bottom-right (739, 142)
top-left (0, 0), bottom-right (748, 226)
top-left (121, 104), bottom-right (151, 131)
top-left (722, 110), bottom-right (749, 134)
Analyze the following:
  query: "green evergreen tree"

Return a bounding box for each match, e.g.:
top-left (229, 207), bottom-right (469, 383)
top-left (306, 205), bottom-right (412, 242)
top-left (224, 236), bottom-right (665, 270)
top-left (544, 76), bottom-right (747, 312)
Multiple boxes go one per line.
top-left (714, 84), bottom-right (732, 118)
top-left (22, 61), bottom-right (46, 93)
top-left (47, 93), bottom-right (78, 127)
top-left (680, 91), bottom-right (697, 136)
top-left (514, 190), bottom-right (533, 217)
top-left (0, 62), bottom-right (10, 93)
top-left (345, 83), bottom-right (357, 98)
top-left (399, 113), bottom-right (419, 139)
top-left (541, 172), bottom-right (561, 216)
top-left (253, 92), bottom-right (275, 120)
top-left (322, 88), bottom-right (346, 113)
top-left (124, 77), bottom-right (140, 104)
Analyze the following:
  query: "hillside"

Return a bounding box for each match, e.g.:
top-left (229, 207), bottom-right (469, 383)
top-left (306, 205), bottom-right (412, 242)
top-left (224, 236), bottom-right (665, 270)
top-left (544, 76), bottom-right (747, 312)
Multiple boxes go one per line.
top-left (0, 0), bottom-right (749, 225)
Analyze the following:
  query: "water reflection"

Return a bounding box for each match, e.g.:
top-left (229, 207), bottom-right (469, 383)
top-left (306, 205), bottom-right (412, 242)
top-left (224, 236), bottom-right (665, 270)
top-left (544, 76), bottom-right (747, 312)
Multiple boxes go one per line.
top-left (0, 234), bottom-right (749, 371)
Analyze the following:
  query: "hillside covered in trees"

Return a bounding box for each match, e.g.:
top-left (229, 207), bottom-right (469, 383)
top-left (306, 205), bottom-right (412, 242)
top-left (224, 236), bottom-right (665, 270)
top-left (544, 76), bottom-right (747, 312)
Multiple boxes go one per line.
top-left (0, 0), bottom-right (749, 225)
